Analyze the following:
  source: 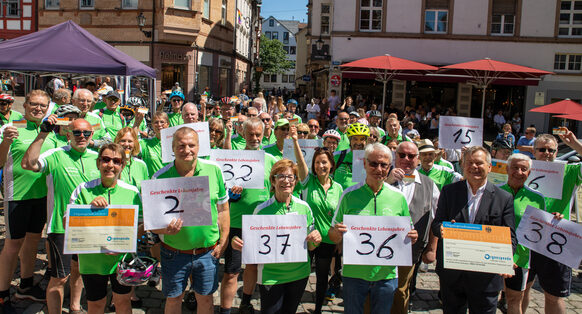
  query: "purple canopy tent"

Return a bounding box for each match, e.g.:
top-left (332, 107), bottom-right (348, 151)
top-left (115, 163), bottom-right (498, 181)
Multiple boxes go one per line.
top-left (0, 20), bottom-right (155, 78)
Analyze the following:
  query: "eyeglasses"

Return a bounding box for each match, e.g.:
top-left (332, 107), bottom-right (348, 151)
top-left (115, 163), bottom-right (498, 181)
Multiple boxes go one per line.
top-left (248, 114), bottom-right (258, 117)
top-left (71, 130), bottom-right (93, 137)
top-left (367, 159), bottom-right (390, 169)
top-left (536, 148), bottom-right (556, 153)
top-left (274, 174), bottom-right (296, 181)
top-left (28, 102), bottom-right (49, 109)
top-left (397, 152), bottom-right (418, 159)
top-left (370, 135), bottom-right (378, 139)
top-left (100, 156), bottom-right (123, 165)
top-left (308, 124), bottom-right (319, 129)
top-left (298, 131), bottom-right (309, 135)
top-left (338, 118), bottom-right (349, 121)
top-left (210, 128), bottom-right (223, 134)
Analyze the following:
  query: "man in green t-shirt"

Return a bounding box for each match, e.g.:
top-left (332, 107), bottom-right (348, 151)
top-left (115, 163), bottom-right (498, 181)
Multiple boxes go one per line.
top-left (220, 117), bottom-right (277, 313)
top-left (94, 90), bottom-right (126, 139)
top-left (151, 127), bottom-right (229, 314)
top-left (416, 139), bottom-right (462, 191)
top-left (259, 112), bottom-right (276, 147)
top-left (0, 93), bottom-right (23, 126)
top-left (168, 91), bottom-right (185, 127)
top-left (368, 110), bottom-right (385, 138)
top-left (382, 117), bottom-right (410, 145)
top-left (528, 131), bottom-right (582, 314)
top-left (329, 143), bottom-right (418, 314)
top-left (230, 115), bottom-right (247, 150)
top-left (23, 118), bottom-right (100, 314)
top-left (263, 118), bottom-right (291, 160)
top-left (500, 153), bottom-right (545, 314)
top-left (335, 111), bottom-right (350, 151)
top-left (333, 123), bottom-right (369, 189)
top-left (72, 88), bottom-right (111, 149)
top-left (182, 102), bottom-right (199, 124)
top-left (0, 90), bottom-right (57, 309)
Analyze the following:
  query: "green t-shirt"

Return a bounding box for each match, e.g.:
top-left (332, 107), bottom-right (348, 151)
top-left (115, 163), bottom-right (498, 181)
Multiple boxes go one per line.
top-left (47, 133), bottom-right (69, 148)
top-left (39, 146), bottom-right (101, 234)
top-left (84, 111), bottom-right (110, 142)
top-left (168, 112), bottom-right (184, 127)
top-left (500, 184), bottom-right (545, 269)
top-left (434, 158), bottom-right (454, 170)
top-left (70, 179), bottom-right (142, 275)
top-left (120, 157), bottom-right (150, 190)
top-left (417, 164), bottom-right (462, 191)
top-left (3, 121), bottom-right (57, 201)
top-left (333, 149), bottom-right (356, 190)
top-left (300, 174), bottom-right (343, 244)
top-left (93, 101), bottom-right (106, 111)
top-left (140, 137), bottom-right (166, 177)
top-left (154, 159), bottom-right (228, 250)
top-left (263, 143), bottom-right (283, 161)
top-left (382, 133), bottom-right (409, 145)
top-left (0, 110), bottom-right (23, 126)
top-left (261, 131), bottom-right (276, 148)
top-left (332, 182), bottom-right (411, 281)
top-left (93, 107), bottom-right (126, 139)
top-left (336, 128), bottom-right (350, 152)
top-left (254, 195), bottom-right (315, 285)
top-left (231, 134), bottom-right (247, 150)
top-left (545, 163), bottom-right (582, 220)
top-left (230, 152), bottom-right (277, 228)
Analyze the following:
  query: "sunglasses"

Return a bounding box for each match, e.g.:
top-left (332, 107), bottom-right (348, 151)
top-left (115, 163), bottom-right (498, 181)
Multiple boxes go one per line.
top-left (278, 127), bottom-right (290, 132)
top-left (0, 101), bottom-right (11, 106)
top-left (536, 148), bottom-right (556, 153)
top-left (367, 160), bottom-right (390, 169)
top-left (71, 130), bottom-right (93, 137)
top-left (210, 128), bottom-right (223, 134)
top-left (262, 118), bottom-right (271, 122)
top-left (314, 147), bottom-right (329, 152)
top-left (298, 131), bottom-right (309, 135)
top-left (397, 152), bottom-right (418, 159)
top-left (308, 124), bottom-right (319, 129)
top-left (100, 156), bottom-right (123, 165)
top-left (171, 99), bottom-right (183, 102)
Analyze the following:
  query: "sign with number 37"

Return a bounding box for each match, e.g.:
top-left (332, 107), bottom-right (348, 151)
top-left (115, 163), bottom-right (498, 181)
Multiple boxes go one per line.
top-left (516, 206), bottom-right (582, 269)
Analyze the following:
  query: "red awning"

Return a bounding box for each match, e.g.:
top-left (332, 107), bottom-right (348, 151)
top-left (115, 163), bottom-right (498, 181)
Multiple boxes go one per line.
top-left (530, 99), bottom-right (582, 115)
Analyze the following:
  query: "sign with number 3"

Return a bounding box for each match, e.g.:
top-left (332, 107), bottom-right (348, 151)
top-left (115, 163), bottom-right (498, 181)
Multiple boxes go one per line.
top-left (516, 206), bottom-right (582, 269)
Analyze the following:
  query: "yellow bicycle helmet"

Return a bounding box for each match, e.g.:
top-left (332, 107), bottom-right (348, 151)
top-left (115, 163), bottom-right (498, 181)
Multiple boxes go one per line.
top-left (346, 123), bottom-right (370, 138)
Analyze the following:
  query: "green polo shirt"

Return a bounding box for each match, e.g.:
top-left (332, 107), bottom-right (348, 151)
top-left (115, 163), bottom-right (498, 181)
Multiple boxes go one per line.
top-left (120, 157), bottom-right (150, 190)
top-left (545, 163), bottom-right (582, 220)
top-left (231, 134), bottom-right (247, 150)
top-left (261, 131), bottom-right (276, 147)
top-left (0, 110), bottom-right (23, 126)
top-left (263, 143), bottom-right (283, 161)
top-left (336, 128), bottom-right (350, 152)
top-left (300, 174), bottom-right (343, 244)
top-left (93, 107), bottom-right (126, 139)
top-left (333, 149), bottom-right (356, 190)
top-left (168, 112), bottom-right (184, 127)
top-left (417, 164), bottom-right (462, 191)
top-left (140, 137), bottom-right (165, 177)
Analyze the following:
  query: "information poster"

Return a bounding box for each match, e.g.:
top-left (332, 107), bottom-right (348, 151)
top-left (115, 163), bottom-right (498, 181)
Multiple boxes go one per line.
top-left (210, 149), bottom-right (265, 189)
top-left (439, 116), bottom-right (483, 149)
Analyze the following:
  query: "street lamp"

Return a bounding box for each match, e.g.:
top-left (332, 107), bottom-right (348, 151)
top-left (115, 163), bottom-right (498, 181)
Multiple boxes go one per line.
top-left (137, 12), bottom-right (152, 38)
top-left (315, 35), bottom-right (324, 51)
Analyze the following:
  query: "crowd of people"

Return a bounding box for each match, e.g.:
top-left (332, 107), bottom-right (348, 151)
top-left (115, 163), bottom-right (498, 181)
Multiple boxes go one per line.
top-left (0, 84), bottom-right (578, 314)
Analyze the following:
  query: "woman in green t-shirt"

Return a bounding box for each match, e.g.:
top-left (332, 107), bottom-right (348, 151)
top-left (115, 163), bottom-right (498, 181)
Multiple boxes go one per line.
top-left (114, 127), bottom-right (149, 189)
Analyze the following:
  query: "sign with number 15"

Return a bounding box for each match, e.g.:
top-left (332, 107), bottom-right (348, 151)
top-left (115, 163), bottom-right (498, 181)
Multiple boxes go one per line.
top-left (438, 116), bottom-right (483, 149)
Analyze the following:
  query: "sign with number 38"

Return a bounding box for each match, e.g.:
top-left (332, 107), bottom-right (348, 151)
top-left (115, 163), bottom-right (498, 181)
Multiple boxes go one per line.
top-left (516, 206), bottom-right (582, 269)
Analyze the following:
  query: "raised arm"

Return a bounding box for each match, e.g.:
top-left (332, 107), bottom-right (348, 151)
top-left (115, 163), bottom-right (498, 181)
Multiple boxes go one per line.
top-left (290, 125), bottom-right (308, 182)
top-left (0, 126), bottom-right (18, 168)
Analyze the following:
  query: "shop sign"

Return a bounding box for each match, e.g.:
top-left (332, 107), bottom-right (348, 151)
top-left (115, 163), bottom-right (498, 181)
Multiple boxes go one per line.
top-left (159, 50), bottom-right (191, 62)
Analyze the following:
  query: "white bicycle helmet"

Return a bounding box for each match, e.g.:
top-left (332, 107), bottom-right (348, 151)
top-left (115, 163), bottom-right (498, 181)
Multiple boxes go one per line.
top-left (116, 253), bottom-right (158, 286)
top-left (323, 129), bottom-right (341, 141)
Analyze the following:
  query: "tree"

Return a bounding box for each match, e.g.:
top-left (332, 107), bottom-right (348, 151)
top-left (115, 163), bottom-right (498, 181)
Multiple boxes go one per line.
top-left (253, 37), bottom-right (294, 93)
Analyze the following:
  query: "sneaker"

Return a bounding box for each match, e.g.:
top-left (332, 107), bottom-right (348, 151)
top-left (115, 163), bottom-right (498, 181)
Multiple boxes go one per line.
top-left (148, 266), bottom-right (161, 287)
top-left (15, 285), bottom-right (46, 302)
top-left (497, 292), bottom-right (507, 314)
top-left (183, 291), bottom-right (197, 311)
top-left (238, 303), bottom-right (255, 314)
top-left (325, 288), bottom-right (336, 301)
top-left (0, 297), bottom-right (16, 314)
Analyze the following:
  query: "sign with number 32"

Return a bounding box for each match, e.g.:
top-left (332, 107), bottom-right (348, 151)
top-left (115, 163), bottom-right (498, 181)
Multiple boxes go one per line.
top-left (516, 206), bottom-right (582, 269)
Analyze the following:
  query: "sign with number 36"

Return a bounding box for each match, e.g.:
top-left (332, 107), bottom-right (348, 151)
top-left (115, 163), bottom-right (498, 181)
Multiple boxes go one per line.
top-left (516, 206), bottom-right (582, 269)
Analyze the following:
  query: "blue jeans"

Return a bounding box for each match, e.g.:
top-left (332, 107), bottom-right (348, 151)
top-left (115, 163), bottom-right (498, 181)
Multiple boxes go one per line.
top-left (343, 276), bottom-right (398, 314)
top-left (160, 246), bottom-right (219, 298)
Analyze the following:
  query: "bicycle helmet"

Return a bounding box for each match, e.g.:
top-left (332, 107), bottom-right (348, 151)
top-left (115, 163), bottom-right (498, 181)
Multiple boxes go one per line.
top-left (169, 90), bottom-right (185, 101)
top-left (54, 105), bottom-right (81, 117)
top-left (116, 253), bottom-right (159, 286)
top-left (220, 96), bottom-right (235, 105)
top-left (0, 94), bottom-right (14, 103)
top-left (119, 104), bottom-right (135, 115)
top-left (127, 96), bottom-right (145, 108)
top-left (492, 138), bottom-right (512, 150)
top-left (346, 123), bottom-right (370, 138)
top-left (287, 99), bottom-right (298, 105)
top-left (323, 129), bottom-right (341, 141)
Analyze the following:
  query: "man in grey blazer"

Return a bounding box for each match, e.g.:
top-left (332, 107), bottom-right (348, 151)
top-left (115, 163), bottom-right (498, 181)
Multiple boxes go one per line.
top-left (431, 146), bottom-right (516, 313)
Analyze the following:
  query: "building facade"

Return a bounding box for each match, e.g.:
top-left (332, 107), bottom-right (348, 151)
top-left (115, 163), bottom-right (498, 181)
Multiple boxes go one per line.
top-left (261, 16), bottom-right (298, 93)
top-left (38, 0), bottom-right (260, 100)
top-left (0, 0), bottom-right (36, 40)
top-left (306, 0), bottom-right (582, 133)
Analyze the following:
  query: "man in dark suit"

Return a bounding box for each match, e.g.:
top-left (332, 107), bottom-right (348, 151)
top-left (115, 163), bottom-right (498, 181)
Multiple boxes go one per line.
top-left (431, 146), bottom-right (516, 313)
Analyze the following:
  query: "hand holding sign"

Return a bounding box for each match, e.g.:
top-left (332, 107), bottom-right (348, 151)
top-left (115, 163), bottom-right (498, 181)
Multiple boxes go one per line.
top-left (516, 206), bottom-right (582, 269)
top-left (342, 215), bottom-right (412, 266)
top-left (141, 176), bottom-right (212, 230)
top-left (438, 116), bottom-right (483, 149)
top-left (283, 139), bottom-right (323, 169)
top-left (161, 122), bottom-right (211, 163)
top-left (210, 149), bottom-right (265, 189)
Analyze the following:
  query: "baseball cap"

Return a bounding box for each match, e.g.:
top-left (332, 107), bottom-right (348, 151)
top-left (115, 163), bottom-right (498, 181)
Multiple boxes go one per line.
top-left (105, 90), bottom-right (121, 100)
top-left (274, 119), bottom-right (290, 129)
top-left (417, 139), bottom-right (436, 153)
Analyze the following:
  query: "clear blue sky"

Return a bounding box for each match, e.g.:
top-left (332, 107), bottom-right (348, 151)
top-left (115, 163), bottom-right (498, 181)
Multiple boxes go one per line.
top-left (260, 0), bottom-right (308, 22)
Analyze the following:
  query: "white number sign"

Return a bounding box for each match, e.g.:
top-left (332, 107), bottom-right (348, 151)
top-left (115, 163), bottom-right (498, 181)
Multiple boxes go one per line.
top-left (526, 160), bottom-right (565, 200)
top-left (516, 206), bottom-right (582, 269)
top-left (282, 139), bottom-right (323, 170)
top-left (210, 149), bottom-right (265, 189)
top-left (141, 176), bottom-right (212, 230)
top-left (161, 122), bottom-right (211, 163)
top-left (438, 116), bottom-right (483, 149)
top-left (242, 215), bottom-right (308, 264)
top-left (343, 215), bottom-right (412, 266)
top-left (351, 150), bottom-right (366, 183)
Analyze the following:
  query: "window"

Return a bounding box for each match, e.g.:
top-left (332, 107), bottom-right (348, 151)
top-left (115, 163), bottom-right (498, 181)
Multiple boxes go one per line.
top-left (425, 10), bottom-right (448, 33)
top-left (491, 15), bottom-right (514, 35)
top-left (289, 46), bottom-right (296, 55)
top-left (288, 75), bottom-right (294, 82)
top-left (80, 0), bottom-right (94, 9)
top-left (122, 0), bottom-right (138, 9)
top-left (271, 74), bottom-right (277, 82)
top-left (283, 32), bottom-right (289, 43)
top-left (221, 0), bottom-right (226, 25)
top-left (264, 74), bottom-right (270, 83)
top-left (283, 46), bottom-right (290, 54)
top-left (264, 31), bottom-right (271, 39)
top-left (559, 1), bottom-right (582, 37)
top-left (272, 31), bottom-right (278, 40)
top-left (269, 19), bottom-right (274, 27)
top-left (282, 75), bottom-right (288, 83)
top-left (174, 0), bottom-right (189, 9)
top-left (203, 0), bottom-right (209, 19)
top-left (554, 54), bottom-right (582, 71)
top-left (4, 0), bottom-right (20, 16)
top-left (321, 4), bottom-right (330, 14)
top-left (321, 16), bottom-right (330, 34)
top-left (46, 0), bottom-right (60, 9)
top-left (359, 0), bottom-right (382, 31)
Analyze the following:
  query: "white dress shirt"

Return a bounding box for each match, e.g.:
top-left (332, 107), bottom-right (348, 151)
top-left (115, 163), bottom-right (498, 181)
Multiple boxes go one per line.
top-left (466, 181), bottom-right (487, 223)
top-left (394, 170), bottom-right (440, 218)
